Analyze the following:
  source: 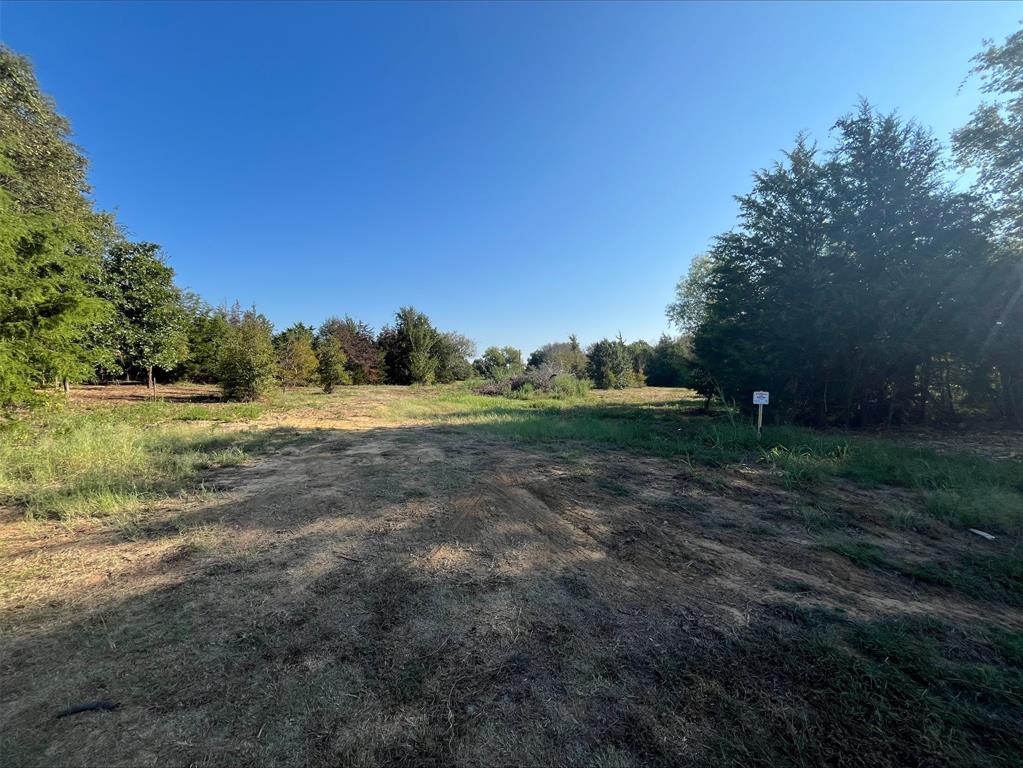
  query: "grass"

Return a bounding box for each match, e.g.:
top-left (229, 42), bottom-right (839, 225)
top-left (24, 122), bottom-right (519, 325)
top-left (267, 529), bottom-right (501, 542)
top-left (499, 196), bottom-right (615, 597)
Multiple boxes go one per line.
top-left (636, 608), bottom-right (1023, 767)
top-left (0, 398), bottom-right (283, 520)
top-left (3, 383), bottom-right (1021, 533)
top-left (825, 532), bottom-right (1023, 607)
top-left (0, 382), bottom-right (1020, 767)
top-left (373, 385), bottom-right (1023, 534)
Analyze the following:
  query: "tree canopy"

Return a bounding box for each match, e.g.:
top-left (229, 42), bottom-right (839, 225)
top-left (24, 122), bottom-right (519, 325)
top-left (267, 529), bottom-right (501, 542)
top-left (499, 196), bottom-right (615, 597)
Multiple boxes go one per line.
top-left (0, 46), bottom-right (111, 403)
top-left (680, 102), bottom-right (1014, 425)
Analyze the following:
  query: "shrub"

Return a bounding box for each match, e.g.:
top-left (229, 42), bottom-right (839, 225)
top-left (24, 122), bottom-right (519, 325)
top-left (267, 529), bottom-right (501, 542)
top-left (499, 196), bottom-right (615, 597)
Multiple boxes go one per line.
top-left (474, 346), bottom-right (525, 380)
top-left (218, 307), bottom-right (278, 401)
top-left (318, 316), bottom-right (384, 384)
top-left (476, 365), bottom-right (591, 400)
top-left (274, 323), bottom-right (318, 388)
top-left (526, 336), bottom-right (587, 378)
top-left (550, 374), bottom-right (591, 398)
top-left (317, 337), bottom-right (352, 393)
top-left (586, 336), bottom-right (637, 389)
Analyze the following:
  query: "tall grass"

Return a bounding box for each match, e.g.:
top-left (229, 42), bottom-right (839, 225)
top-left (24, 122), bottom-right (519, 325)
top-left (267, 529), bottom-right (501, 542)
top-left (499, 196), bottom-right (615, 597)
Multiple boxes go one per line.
top-left (0, 400), bottom-right (274, 520)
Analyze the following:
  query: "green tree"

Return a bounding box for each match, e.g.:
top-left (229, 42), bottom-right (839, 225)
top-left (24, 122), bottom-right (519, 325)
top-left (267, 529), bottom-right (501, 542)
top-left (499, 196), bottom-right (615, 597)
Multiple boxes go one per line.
top-left (627, 340), bottom-right (653, 384)
top-left (318, 316), bottom-right (384, 384)
top-left (953, 26), bottom-right (1023, 244)
top-left (0, 46), bottom-right (111, 404)
top-left (175, 295), bottom-right (231, 384)
top-left (527, 336), bottom-right (587, 378)
top-left (317, 336), bottom-right (351, 393)
top-left (274, 323), bottom-right (318, 388)
top-left (586, 336), bottom-right (635, 389)
top-left (96, 241), bottom-right (188, 395)
top-left (645, 335), bottom-right (691, 388)
top-left (218, 305), bottom-right (277, 401)
top-left (954, 28), bottom-right (1023, 425)
top-left (687, 105), bottom-right (995, 425)
top-left (378, 306), bottom-right (439, 385)
top-left (666, 254), bottom-right (714, 335)
top-left (434, 332), bottom-right (476, 383)
top-left (473, 346), bottom-right (524, 380)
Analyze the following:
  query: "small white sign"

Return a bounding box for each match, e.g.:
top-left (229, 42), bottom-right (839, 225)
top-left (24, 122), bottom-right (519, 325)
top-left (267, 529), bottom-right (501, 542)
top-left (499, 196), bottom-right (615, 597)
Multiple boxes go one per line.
top-left (753, 391), bottom-right (769, 405)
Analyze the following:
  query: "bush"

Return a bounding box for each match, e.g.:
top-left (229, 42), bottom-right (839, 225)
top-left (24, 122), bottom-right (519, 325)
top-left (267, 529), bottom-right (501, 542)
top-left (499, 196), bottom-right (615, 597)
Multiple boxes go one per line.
top-left (646, 334), bottom-right (692, 387)
top-left (317, 337), bottom-right (352, 393)
top-left (274, 323), bottom-right (318, 388)
top-left (217, 307), bottom-right (278, 401)
top-left (586, 336), bottom-right (637, 389)
top-left (473, 346), bottom-right (525, 380)
top-left (476, 365), bottom-right (591, 400)
top-left (526, 337), bottom-right (587, 378)
top-left (318, 316), bottom-right (384, 384)
top-left (550, 374), bottom-right (590, 398)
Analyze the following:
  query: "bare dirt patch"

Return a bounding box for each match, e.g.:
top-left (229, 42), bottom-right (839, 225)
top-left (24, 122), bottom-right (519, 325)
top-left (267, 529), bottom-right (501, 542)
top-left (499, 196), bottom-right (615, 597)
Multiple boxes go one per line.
top-left (69, 383), bottom-right (224, 405)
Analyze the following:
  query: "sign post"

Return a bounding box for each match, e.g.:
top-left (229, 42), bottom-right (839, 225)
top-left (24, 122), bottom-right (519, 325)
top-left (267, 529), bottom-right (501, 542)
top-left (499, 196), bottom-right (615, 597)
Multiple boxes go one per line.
top-left (753, 391), bottom-right (769, 439)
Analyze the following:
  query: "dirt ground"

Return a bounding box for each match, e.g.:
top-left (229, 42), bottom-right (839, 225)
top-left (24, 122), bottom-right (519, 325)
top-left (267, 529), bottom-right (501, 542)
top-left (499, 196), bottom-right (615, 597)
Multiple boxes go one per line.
top-left (69, 382), bottom-right (224, 405)
top-left (1, 386), bottom-right (1020, 766)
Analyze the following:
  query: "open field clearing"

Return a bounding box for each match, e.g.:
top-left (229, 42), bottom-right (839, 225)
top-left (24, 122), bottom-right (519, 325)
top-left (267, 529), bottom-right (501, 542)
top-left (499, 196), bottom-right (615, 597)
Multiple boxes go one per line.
top-left (1, 384), bottom-right (1022, 767)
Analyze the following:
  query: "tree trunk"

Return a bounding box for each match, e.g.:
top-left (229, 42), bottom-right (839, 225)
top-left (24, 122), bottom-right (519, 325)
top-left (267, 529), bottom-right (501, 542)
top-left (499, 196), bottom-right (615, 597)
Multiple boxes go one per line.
top-left (147, 366), bottom-right (155, 399)
top-left (62, 378), bottom-right (69, 397)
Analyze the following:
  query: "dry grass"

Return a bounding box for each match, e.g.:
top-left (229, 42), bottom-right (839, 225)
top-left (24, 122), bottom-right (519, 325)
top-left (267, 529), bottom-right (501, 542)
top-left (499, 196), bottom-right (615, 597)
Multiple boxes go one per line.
top-left (1, 384), bottom-right (1021, 766)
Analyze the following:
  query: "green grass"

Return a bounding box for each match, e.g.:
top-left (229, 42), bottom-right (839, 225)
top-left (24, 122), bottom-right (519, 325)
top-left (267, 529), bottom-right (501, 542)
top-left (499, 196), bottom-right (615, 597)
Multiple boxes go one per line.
top-left (824, 532), bottom-right (1023, 606)
top-left (410, 386), bottom-right (1022, 534)
top-left (3, 383), bottom-right (1021, 536)
top-left (0, 399), bottom-right (284, 521)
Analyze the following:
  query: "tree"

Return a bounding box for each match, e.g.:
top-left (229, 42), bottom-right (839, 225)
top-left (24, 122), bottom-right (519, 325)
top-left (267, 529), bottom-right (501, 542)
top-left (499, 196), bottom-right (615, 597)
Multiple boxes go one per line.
top-left (434, 332), bottom-right (476, 383)
top-left (378, 306), bottom-right (439, 384)
top-left (274, 323), bottom-right (318, 388)
top-left (953, 26), bottom-right (1023, 244)
top-left (953, 28), bottom-right (1023, 425)
top-left (645, 335), bottom-right (691, 388)
top-left (175, 295), bottom-right (231, 384)
top-left (473, 346), bottom-right (524, 380)
top-left (217, 305), bottom-right (277, 401)
top-left (685, 104), bottom-right (996, 425)
top-left (317, 336), bottom-right (351, 393)
top-left (0, 46), bottom-right (111, 404)
top-left (96, 241), bottom-right (187, 395)
top-left (318, 316), bottom-right (384, 384)
top-left (407, 320), bottom-right (438, 384)
top-left (627, 340), bottom-right (653, 384)
top-left (586, 336), bottom-right (635, 389)
top-left (666, 254), bottom-right (714, 335)
top-left (527, 336), bottom-right (587, 378)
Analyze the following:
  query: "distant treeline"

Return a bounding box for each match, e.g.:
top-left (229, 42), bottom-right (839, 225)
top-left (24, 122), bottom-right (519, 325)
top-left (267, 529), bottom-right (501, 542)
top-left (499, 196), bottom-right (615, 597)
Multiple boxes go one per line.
top-left (3, 27), bottom-right (1021, 420)
top-left (0, 44), bottom-right (691, 405)
top-left (667, 29), bottom-right (1022, 427)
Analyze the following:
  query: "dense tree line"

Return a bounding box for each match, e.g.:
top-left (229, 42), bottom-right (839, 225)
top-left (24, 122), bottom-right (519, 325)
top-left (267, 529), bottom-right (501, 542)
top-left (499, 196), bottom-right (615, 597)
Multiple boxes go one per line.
top-left (4, 28), bottom-right (1018, 415)
top-left (669, 29), bottom-right (1022, 426)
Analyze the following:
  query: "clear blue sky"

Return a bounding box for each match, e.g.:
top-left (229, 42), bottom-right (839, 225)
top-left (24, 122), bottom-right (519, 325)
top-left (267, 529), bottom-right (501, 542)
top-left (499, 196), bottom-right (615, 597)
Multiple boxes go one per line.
top-left (1, 2), bottom-right (1019, 355)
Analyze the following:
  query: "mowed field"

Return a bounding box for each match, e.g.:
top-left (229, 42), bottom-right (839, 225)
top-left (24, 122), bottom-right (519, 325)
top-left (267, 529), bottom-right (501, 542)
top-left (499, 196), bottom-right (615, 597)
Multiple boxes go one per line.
top-left (1, 385), bottom-right (1021, 767)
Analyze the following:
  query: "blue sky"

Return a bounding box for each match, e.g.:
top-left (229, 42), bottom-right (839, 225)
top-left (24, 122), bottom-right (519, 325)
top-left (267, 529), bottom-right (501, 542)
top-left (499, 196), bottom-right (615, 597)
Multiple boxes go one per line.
top-left (1, 2), bottom-right (1019, 355)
